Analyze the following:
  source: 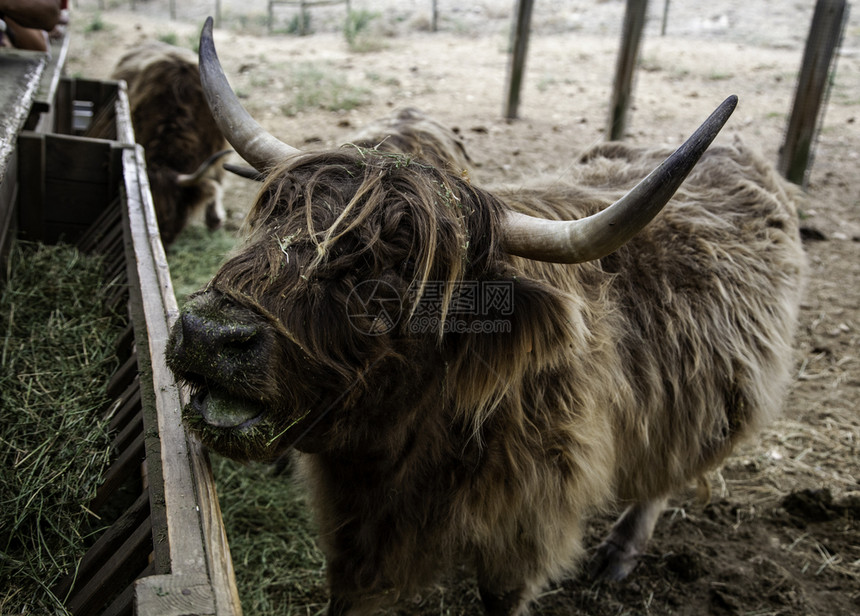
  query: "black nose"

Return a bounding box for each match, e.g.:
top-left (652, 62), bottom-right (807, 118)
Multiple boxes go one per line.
top-left (178, 312), bottom-right (259, 353)
top-left (166, 295), bottom-right (268, 387)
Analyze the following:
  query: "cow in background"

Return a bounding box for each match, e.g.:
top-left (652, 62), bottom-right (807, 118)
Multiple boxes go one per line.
top-left (112, 41), bottom-right (230, 245)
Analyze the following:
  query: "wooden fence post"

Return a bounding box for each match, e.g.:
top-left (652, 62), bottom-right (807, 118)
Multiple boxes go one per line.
top-left (504, 0), bottom-right (535, 120)
top-left (607, 0), bottom-right (648, 140)
top-left (778, 0), bottom-right (848, 186)
top-left (661, 0), bottom-right (670, 36)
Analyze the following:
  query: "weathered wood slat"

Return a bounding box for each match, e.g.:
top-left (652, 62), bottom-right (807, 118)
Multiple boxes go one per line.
top-left (77, 195), bottom-right (122, 252)
top-left (26, 31), bottom-right (72, 132)
top-left (65, 515), bottom-right (154, 615)
top-left (15, 131), bottom-right (45, 242)
top-left (112, 322), bottom-right (136, 363)
top-left (90, 431), bottom-right (145, 513)
top-left (101, 563), bottom-right (154, 616)
top-left (122, 144), bottom-right (243, 615)
top-left (107, 381), bottom-right (142, 432)
top-left (111, 409), bottom-right (144, 455)
top-left (107, 352), bottom-right (139, 400)
top-left (53, 492), bottom-right (150, 603)
top-left (135, 575), bottom-right (217, 616)
top-left (0, 50), bottom-right (45, 183)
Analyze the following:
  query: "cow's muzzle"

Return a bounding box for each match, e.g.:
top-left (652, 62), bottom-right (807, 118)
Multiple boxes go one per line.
top-left (166, 292), bottom-right (275, 417)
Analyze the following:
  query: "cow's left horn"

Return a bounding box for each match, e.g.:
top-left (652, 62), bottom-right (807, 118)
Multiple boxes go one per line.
top-left (501, 95), bottom-right (738, 263)
top-left (176, 149), bottom-right (232, 186)
top-left (198, 16), bottom-right (299, 172)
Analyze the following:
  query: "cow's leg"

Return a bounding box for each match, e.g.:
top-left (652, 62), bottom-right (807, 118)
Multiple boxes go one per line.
top-left (476, 562), bottom-right (536, 616)
top-left (477, 582), bottom-right (530, 616)
top-left (325, 595), bottom-right (353, 616)
top-left (205, 198), bottom-right (225, 230)
top-left (590, 496), bottom-right (667, 581)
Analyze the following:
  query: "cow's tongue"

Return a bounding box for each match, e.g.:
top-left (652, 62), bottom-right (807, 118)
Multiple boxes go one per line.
top-left (194, 389), bottom-right (263, 429)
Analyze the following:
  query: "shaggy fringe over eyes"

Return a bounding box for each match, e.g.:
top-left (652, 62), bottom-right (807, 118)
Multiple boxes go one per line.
top-left (231, 146), bottom-right (503, 326)
top-left (207, 147), bottom-right (512, 413)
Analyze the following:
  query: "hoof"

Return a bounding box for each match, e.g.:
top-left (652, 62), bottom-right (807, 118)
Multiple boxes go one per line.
top-left (589, 540), bottom-right (640, 582)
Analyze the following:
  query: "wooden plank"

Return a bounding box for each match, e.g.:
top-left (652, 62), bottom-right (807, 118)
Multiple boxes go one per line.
top-left (107, 352), bottom-right (139, 400)
top-left (778, 0), bottom-right (847, 186)
top-left (101, 562), bottom-right (154, 616)
top-left (45, 133), bottom-right (113, 183)
top-left (77, 195), bottom-right (122, 252)
top-left (53, 491), bottom-right (150, 603)
top-left (0, 50), bottom-right (45, 185)
top-left (15, 132), bottom-right (45, 242)
top-left (504, 0), bottom-right (534, 120)
top-left (90, 432), bottom-right (145, 513)
top-left (122, 144), bottom-right (243, 615)
top-left (107, 381), bottom-right (142, 430)
top-left (135, 575), bottom-right (216, 616)
top-left (0, 146), bottom-right (19, 268)
top-left (111, 410), bottom-right (144, 454)
top-left (27, 30), bottom-right (72, 132)
top-left (66, 515), bottom-right (154, 615)
top-left (54, 77), bottom-right (72, 134)
top-left (608, 0), bottom-right (648, 140)
top-left (112, 322), bottom-right (136, 361)
top-left (114, 83), bottom-right (135, 144)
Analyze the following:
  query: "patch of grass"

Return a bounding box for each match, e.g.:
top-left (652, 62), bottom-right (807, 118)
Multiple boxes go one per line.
top-left (157, 31), bottom-right (179, 46)
top-left (286, 10), bottom-right (312, 35)
top-left (0, 241), bottom-right (124, 615)
top-left (213, 456), bottom-right (328, 615)
top-left (707, 71), bottom-right (735, 81)
top-left (280, 62), bottom-right (371, 117)
top-left (166, 225), bottom-right (240, 302)
top-left (85, 13), bottom-right (105, 33)
top-left (345, 9), bottom-right (385, 52)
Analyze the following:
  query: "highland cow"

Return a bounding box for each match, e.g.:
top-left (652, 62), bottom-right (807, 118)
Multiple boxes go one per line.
top-left (112, 41), bottom-right (230, 245)
top-left (165, 19), bottom-right (806, 616)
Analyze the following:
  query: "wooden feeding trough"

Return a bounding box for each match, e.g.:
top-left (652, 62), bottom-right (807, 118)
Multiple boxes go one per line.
top-left (1, 33), bottom-right (241, 616)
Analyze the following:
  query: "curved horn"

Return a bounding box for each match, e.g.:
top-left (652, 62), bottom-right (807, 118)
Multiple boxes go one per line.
top-left (176, 149), bottom-right (232, 187)
top-left (502, 95), bottom-right (738, 263)
top-left (198, 16), bottom-right (299, 171)
top-left (223, 162), bottom-right (266, 182)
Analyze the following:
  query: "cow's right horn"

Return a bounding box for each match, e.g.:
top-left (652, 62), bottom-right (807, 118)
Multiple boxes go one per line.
top-left (198, 17), bottom-right (299, 172)
top-left (502, 95), bottom-right (738, 264)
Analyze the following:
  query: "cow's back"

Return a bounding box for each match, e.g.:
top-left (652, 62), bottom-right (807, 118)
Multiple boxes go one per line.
top-left (501, 139), bottom-right (806, 501)
top-left (112, 42), bottom-right (225, 174)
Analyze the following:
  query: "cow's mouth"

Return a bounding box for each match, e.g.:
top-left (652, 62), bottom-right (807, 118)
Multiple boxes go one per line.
top-left (190, 387), bottom-right (265, 430)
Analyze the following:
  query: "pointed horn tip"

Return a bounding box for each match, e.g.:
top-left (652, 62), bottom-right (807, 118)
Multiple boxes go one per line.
top-left (714, 94), bottom-right (739, 125)
top-left (200, 17), bottom-right (214, 58)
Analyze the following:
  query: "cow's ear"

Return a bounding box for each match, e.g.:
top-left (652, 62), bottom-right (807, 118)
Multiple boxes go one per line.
top-left (442, 276), bottom-right (583, 425)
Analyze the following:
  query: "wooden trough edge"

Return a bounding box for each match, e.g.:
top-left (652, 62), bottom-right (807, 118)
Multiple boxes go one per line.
top-left (120, 144), bottom-right (243, 616)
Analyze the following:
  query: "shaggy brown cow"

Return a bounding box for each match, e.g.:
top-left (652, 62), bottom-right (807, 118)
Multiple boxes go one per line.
top-left (166, 19), bottom-right (806, 616)
top-left (112, 41), bottom-right (230, 245)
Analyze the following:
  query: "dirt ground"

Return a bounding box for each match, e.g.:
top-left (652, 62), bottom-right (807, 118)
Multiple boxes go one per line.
top-left (65, 1), bottom-right (859, 614)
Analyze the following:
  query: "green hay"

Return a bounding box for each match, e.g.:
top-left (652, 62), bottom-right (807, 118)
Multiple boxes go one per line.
top-left (0, 241), bottom-right (125, 614)
top-left (167, 225), bottom-right (240, 301)
top-left (212, 456), bottom-right (329, 615)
